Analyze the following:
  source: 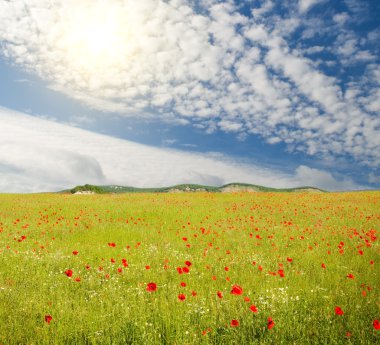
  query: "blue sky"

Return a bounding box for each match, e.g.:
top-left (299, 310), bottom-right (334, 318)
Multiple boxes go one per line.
top-left (0, 0), bottom-right (379, 192)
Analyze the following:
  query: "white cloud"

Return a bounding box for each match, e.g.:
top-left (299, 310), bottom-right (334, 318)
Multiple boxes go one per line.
top-left (356, 51), bottom-right (376, 62)
top-left (333, 12), bottom-right (350, 26)
top-left (294, 165), bottom-right (362, 191)
top-left (13, 78), bottom-right (31, 83)
top-left (162, 139), bottom-right (177, 146)
top-left (251, 1), bottom-right (274, 18)
top-left (0, 0), bottom-right (379, 169)
top-left (302, 46), bottom-right (325, 54)
top-left (68, 115), bottom-right (96, 127)
top-left (218, 120), bottom-right (243, 132)
top-left (337, 37), bottom-right (358, 56)
top-left (0, 107), bottom-right (365, 192)
top-left (298, 0), bottom-right (323, 14)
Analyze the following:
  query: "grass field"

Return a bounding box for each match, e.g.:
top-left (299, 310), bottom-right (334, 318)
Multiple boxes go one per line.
top-left (0, 192), bottom-right (379, 344)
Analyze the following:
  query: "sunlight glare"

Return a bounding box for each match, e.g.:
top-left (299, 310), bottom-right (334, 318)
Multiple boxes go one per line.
top-left (61, 1), bottom-right (140, 73)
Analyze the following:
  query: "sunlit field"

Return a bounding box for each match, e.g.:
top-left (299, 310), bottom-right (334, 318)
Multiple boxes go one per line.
top-left (0, 192), bottom-right (379, 344)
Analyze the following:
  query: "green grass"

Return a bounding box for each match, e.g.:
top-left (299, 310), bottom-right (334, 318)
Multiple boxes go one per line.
top-left (0, 192), bottom-right (378, 344)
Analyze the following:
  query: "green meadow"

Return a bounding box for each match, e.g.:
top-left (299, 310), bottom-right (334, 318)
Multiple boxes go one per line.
top-left (0, 192), bottom-right (379, 344)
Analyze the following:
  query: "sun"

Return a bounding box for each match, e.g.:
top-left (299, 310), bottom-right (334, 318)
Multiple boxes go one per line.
top-left (79, 20), bottom-right (119, 56)
top-left (60, 1), bottom-right (140, 72)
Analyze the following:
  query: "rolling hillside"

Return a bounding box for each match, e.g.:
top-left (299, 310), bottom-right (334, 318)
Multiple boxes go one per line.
top-left (65, 183), bottom-right (325, 194)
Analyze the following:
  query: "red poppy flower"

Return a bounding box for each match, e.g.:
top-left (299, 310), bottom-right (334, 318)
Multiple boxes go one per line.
top-left (180, 282), bottom-right (186, 287)
top-left (191, 290), bottom-right (197, 296)
top-left (44, 315), bottom-right (52, 324)
top-left (64, 269), bottom-right (73, 278)
top-left (185, 260), bottom-right (192, 267)
top-left (231, 284), bottom-right (243, 295)
top-left (373, 320), bottom-right (380, 330)
top-left (72, 250), bottom-right (78, 255)
top-left (230, 319), bottom-right (239, 327)
top-left (146, 282), bottom-right (157, 292)
top-left (287, 257), bottom-right (293, 262)
top-left (321, 263), bottom-right (326, 269)
top-left (202, 327), bottom-right (211, 336)
top-left (267, 317), bottom-right (275, 329)
top-left (182, 267), bottom-right (190, 273)
top-left (335, 306), bottom-right (344, 315)
top-left (75, 277), bottom-right (81, 282)
top-left (108, 242), bottom-right (116, 247)
top-left (347, 273), bottom-right (354, 279)
top-left (145, 265), bottom-right (150, 270)
top-left (217, 291), bottom-right (223, 298)
top-left (250, 305), bottom-right (258, 313)
top-left (178, 294), bottom-right (186, 301)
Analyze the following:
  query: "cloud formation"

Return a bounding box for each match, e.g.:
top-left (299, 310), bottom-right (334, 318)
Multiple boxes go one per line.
top-left (0, 0), bottom-right (379, 168)
top-left (0, 107), bottom-right (363, 192)
top-left (298, 0), bottom-right (324, 14)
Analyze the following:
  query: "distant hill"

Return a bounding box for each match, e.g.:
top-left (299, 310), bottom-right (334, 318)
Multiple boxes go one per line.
top-left (69, 184), bottom-right (105, 194)
top-left (63, 183), bottom-right (326, 194)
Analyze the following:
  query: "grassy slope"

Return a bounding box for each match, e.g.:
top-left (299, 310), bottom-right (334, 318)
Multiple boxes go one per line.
top-left (64, 183), bottom-right (326, 194)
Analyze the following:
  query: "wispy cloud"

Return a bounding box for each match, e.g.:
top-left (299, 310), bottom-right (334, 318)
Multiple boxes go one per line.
top-left (298, 0), bottom-right (325, 14)
top-left (0, 107), bottom-right (364, 192)
top-left (0, 0), bottom-right (378, 168)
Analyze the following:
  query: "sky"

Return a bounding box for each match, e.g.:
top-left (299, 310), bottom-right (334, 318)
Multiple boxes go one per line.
top-left (0, 0), bottom-right (379, 192)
